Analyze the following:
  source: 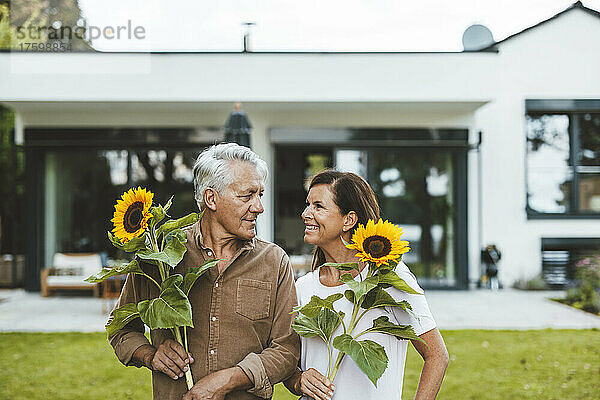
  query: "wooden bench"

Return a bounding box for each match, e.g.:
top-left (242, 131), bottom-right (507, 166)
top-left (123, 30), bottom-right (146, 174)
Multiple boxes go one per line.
top-left (41, 253), bottom-right (102, 297)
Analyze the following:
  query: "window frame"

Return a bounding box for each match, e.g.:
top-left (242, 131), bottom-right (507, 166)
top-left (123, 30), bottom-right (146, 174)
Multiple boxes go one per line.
top-left (525, 100), bottom-right (600, 219)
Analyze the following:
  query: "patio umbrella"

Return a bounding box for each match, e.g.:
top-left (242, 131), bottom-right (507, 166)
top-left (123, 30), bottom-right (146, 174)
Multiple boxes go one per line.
top-left (223, 102), bottom-right (252, 148)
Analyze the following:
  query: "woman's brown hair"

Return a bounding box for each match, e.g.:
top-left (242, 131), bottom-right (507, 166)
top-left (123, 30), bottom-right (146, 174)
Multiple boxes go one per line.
top-left (308, 170), bottom-right (380, 270)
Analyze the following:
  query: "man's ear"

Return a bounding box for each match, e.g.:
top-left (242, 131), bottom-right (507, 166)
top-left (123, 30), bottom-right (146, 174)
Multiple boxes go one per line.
top-left (203, 188), bottom-right (218, 211)
top-left (343, 211), bottom-right (358, 233)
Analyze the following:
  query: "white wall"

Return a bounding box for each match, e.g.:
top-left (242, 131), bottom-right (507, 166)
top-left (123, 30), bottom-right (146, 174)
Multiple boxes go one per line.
top-left (474, 8), bottom-right (600, 284)
top-left (1, 52), bottom-right (496, 102)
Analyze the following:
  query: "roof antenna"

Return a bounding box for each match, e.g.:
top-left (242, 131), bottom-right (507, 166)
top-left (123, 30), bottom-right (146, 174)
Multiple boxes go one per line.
top-left (242, 22), bottom-right (256, 52)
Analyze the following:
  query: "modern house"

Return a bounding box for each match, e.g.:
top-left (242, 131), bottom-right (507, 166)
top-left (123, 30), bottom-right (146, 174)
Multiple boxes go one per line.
top-left (1, 1), bottom-right (599, 291)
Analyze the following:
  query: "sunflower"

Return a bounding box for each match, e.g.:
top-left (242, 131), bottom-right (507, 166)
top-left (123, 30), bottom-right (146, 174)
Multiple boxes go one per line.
top-left (346, 219), bottom-right (410, 267)
top-left (111, 187), bottom-right (154, 243)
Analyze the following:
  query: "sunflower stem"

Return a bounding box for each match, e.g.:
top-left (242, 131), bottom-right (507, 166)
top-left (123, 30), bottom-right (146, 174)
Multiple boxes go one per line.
top-left (142, 273), bottom-right (161, 291)
top-left (328, 352), bottom-right (345, 383)
top-left (352, 329), bottom-right (370, 340)
top-left (346, 295), bottom-right (361, 336)
top-left (326, 341), bottom-right (332, 377)
top-left (149, 227), bottom-right (167, 283)
top-left (173, 327), bottom-right (194, 389)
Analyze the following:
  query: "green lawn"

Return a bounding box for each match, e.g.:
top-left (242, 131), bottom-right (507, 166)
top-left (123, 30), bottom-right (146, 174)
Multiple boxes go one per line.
top-left (1, 330), bottom-right (598, 399)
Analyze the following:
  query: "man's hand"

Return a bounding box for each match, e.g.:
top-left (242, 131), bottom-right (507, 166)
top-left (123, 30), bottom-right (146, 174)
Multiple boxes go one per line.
top-left (182, 367), bottom-right (251, 400)
top-left (150, 339), bottom-right (194, 380)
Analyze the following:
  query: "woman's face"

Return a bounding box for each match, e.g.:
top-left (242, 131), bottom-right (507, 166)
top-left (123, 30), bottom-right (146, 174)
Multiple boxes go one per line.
top-left (301, 184), bottom-right (346, 247)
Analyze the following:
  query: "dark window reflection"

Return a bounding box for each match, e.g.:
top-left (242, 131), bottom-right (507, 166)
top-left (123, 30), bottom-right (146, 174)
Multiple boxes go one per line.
top-left (46, 151), bottom-right (129, 259)
top-left (274, 148), bottom-right (333, 256)
top-left (579, 172), bottom-right (600, 212)
top-left (579, 113), bottom-right (600, 166)
top-left (366, 151), bottom-right (455, 285)
top-left (578, 113), bottom-right (600, 212)
top-left (274, 146), bottom-right (461, 287)
top-left (526, 112), bottom-right (600, 215)
top-left (45, 149), bottom-right (202, 263)
top-left (129, 150), bottom-right (199, 218)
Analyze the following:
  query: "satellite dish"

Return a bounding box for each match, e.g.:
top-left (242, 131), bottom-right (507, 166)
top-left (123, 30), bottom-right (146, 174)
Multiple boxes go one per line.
top-left (462, 24), bottom-right (495, 51)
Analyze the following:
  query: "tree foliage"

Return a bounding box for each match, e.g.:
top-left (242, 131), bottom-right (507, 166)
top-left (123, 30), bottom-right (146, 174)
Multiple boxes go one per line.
top-left (0, 0), bottom-right (92, 50)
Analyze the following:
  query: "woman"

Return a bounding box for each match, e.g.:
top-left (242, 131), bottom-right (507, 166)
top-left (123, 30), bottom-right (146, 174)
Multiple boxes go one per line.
top-left (285, 170), bottom-right (449, 400)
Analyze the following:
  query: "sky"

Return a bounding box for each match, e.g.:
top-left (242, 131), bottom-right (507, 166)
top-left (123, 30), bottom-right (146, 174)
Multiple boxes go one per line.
top-left (77, 0), bottom-right (600, 52)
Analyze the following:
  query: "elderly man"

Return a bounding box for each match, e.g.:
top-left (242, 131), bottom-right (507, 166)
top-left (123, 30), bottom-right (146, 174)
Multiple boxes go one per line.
top-left (108, 143), bottom-right (300, 399)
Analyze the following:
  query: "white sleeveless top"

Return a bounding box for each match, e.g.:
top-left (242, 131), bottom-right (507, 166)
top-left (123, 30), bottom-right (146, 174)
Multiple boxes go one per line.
top-left (295, 261), bottom-right (436, 400)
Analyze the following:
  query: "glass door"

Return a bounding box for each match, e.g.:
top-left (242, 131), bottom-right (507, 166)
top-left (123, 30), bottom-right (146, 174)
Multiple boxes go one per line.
top-left (274, 144), bottom-right (466, 288)
top-left (361, 150), bottom-right (456, 287)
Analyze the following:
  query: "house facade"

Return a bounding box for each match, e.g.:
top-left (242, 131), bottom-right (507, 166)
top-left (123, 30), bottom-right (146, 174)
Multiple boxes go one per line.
top-left (1, 2), bottom-right (599, 290)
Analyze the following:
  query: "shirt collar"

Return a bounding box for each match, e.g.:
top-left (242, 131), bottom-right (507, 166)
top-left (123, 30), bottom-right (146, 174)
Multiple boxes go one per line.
top-left (192, 220), bottom-right (255, 252)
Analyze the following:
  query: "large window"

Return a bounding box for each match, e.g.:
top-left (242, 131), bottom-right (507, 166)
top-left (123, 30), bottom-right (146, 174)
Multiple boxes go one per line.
top-left (44, 149), bottom-right (201, 266)
top-left (25, 127), bottom-right (220, 276)
top-left (272, 127), bottom-right (469, 288)
top-left (350, 149), bottom-right (457, 287)
top-left (526, 109), bottom-right (600, 216)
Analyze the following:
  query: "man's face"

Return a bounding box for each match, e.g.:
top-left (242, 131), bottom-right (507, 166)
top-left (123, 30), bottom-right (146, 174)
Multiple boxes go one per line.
top-left (213, 161), bottom-right (265, 240)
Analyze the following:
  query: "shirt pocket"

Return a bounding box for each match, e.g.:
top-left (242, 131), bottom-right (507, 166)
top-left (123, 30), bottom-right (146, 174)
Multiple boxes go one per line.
top-left (235, 278), bottom-right (273, 321)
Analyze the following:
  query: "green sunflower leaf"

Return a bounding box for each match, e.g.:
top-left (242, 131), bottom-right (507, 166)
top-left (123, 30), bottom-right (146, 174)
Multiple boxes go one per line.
top-left (149, 205), bottom-right (167, 228)
top-left (137, 285), bottom-right (193, 329)
top-left (292, 308), bottom-right (344, 342)
top-left (137, 229), bottom-right (187, 268)
top-left (361, 286), bottom-right (414, 313)
top-left (332, 334), bottom-right (388, 387)
top-left (344, 289), bottom-right (355, 303)
top-left (156, 212), bottom-right (201, 239)
top-left (160, 274), bottom-right (183, 291)
top-left (340, 273), bottom-right (379, 303)
top-left (292, 293), bottom-right (343, 318)
top-left (377, 270), bottom-right (423, 295)
top-left (85, 259), bottom-right (143, 283)
top-left (107, 231), bottom-right (148, 252)
top-left (163, 195), bottom-right (174, 214)
top-left (359, 316), bottom-right (426, 345)
top-left (105, 303), bottom-right (140, 338)
top-left (183, 259), bottom-right (219, 295)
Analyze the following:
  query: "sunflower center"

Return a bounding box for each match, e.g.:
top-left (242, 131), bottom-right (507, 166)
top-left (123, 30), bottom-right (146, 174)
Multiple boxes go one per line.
top-left (363, 235), bottom-right (392, 259)
top-left (123, 201), bottom-right (144, 233)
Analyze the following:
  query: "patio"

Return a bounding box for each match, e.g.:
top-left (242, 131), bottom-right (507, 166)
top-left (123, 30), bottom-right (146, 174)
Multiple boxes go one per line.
top-left (1, 287), bottom-right (598, 332)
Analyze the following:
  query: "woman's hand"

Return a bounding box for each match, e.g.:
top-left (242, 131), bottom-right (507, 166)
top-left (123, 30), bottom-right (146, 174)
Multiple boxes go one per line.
top-left (296, 368), bottom-right (335, 400)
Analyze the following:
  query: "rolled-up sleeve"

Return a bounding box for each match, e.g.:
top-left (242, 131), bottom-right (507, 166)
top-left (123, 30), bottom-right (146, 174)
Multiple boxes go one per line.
top-left (237, 254), bottom-right (300, 398)
top-left (107, 272), bottom-right (151, 368)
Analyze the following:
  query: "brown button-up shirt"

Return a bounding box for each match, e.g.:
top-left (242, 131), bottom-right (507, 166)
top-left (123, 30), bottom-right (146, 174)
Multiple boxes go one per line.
top-left (108, 221), bottom-right (300, 399)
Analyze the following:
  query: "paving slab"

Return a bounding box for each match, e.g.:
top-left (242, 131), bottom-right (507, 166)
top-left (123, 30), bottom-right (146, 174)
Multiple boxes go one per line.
top-left (425, 288), bottom-right (600, 330)
top-left (0, 287), bottom-right (598, 332)
top-left (0, 289), bottom-right (114, 332)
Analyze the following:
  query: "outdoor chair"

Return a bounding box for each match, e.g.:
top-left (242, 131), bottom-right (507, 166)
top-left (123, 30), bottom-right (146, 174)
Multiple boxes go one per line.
top-left (40, 252), bottom-right (102, 297)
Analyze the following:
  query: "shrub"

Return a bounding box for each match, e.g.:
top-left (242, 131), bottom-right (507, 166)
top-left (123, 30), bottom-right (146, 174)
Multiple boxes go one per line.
top-left (513, 275), bottom-right (549, 290)
top-left (561, 256), bottom-right (600, 314)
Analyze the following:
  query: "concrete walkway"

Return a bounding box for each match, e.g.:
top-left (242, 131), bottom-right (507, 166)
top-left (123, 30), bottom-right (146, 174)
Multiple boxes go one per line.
top-left (425, 288), bottom-right (600, 330)
top-left (0, 287), bottom-right (599, 332)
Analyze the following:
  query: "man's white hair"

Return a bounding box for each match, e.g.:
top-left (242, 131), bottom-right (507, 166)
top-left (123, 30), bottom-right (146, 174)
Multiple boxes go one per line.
top-left (193, 143), bottom-right (268, 210)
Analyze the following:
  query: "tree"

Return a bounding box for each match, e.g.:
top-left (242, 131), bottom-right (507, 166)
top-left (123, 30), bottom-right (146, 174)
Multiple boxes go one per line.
top-left (0, 0), bottom-right (92, 50)
top-left (0, 107), bottom-right (24, 255)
